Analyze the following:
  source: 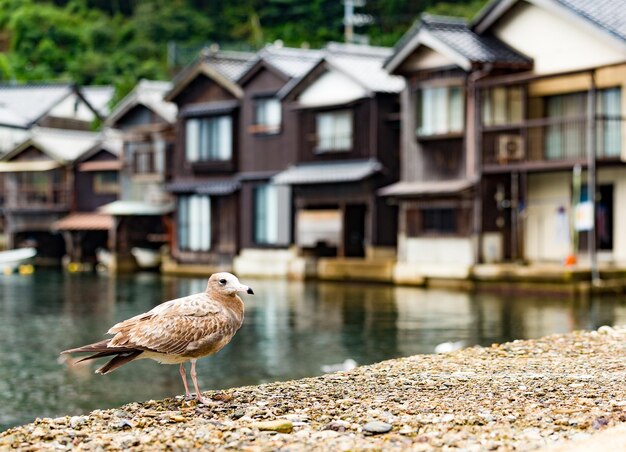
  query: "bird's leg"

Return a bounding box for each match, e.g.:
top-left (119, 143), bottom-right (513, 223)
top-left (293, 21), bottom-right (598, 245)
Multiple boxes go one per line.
top-left (190, 359), bottom-right (213, 405)
top-left (179, 363), bottom-right (192, 400)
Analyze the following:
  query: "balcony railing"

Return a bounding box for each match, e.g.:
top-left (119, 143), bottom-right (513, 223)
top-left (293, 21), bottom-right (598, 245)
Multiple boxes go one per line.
top-left (482, 116), bottom-right (623, 167)
top-left (5, 185), bottom-right (70, 210)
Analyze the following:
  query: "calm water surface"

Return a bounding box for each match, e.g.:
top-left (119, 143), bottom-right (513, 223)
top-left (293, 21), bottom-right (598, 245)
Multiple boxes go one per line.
top-left (1, 270), bottom-right (625, 430)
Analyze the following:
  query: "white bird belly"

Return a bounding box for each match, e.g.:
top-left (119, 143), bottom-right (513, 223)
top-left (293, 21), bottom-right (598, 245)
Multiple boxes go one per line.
top-left (140, 351), bottom-right (190, 364)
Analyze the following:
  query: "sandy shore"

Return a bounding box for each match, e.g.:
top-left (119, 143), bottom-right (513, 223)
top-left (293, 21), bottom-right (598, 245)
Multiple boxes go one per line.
top-left (1, 326), bottom-right (625, 451)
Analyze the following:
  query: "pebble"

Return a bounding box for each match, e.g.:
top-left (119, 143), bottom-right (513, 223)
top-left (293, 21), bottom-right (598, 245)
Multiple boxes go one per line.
top-left (362, 421), bottom-right (392, 434)
top-left (1, 326), bottom-right (625, 450)
top-left (250, 420), bottom-right (293, 433)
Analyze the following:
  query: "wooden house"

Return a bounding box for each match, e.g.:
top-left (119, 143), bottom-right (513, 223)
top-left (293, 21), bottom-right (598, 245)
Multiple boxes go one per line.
top-left (277, 43), bottom-right (404, 280)
top-left (53, 132), bottom-right (121, 266)
top-left (101, 80), bottom-right (177, 272)
top-left (232, 45), bottom-right (324, 277)
top-left (0, 83), bottom-right (113, 155)
top-left (162, 49), bottom-right (255, 274)
top-left (0, 128), bottom-right (113, 264)
top-left (382, 0), bottom-right (626, 283)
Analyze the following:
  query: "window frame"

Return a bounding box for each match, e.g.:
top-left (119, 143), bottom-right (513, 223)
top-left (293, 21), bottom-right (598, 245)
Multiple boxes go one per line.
top-left (314, 109), bottom-right (353, 153)
top-left (185, 114), bottom-right (233, 162)
top-left (251, 96), bottom-right (282, 135)
top-left (416, 85), bottom-right (465, 137)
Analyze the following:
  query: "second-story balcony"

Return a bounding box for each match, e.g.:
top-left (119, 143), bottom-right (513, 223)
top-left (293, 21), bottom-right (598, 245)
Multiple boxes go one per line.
top-left (4, 184), bottom-right (70, 211)
top-left (482, 115), bottom-right (623, 170)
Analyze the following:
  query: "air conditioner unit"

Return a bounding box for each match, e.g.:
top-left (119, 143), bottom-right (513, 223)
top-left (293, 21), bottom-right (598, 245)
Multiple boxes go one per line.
top-left (497, 135), bottom-right (524, 162)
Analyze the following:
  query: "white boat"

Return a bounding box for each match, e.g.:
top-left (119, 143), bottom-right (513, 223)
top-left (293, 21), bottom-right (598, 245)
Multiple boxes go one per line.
top-left (0, 247), bottom-right (36, 273)
top-left (131, 247), bottom-right (161, 269)
top-left (96, 248), bottom-right (113, 269)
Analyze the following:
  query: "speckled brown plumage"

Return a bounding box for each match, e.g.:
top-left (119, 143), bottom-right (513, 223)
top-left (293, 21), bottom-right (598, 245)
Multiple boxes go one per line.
top-left (61, 272), bottom-right (253, 403)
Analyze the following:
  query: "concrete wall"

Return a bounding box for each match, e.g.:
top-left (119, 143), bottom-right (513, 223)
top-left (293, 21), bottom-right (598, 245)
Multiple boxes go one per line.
top-left (493, 1), bottom-right (626, 75)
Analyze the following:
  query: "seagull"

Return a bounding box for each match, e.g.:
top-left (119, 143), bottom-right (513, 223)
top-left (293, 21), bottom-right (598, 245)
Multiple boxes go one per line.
top-left (61, 272), bottom-right (253, 404)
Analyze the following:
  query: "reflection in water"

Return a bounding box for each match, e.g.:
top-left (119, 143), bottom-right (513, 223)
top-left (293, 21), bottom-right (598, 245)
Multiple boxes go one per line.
top-left (0, 270), bottom-right (625, 430)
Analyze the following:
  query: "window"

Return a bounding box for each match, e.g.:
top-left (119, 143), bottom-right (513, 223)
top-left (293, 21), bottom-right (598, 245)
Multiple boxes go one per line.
top-left (253, 97), bottom-right (281, 133)
top-left (129, 142), bottom-right (157, 175)
top-left (93, 172), bottom-right (119, 194)
top-left (597, 87), bottom-right (621, 157)
top-left (315, 110), bottom-right (352, 152)
top-left (254, 183), bottom-right (291, 245)
top-left (177, 195), bottom-right (211, 251)
top-left (482, 86), bottom-right (523, 126)
top-left (185, 115), bottom-right (232, 162)
top-left (417, 86), bottom-right (464, 136)
top-left (545, 92), bottom-right (586, 160)
top-left (406, 208), bottom-right (457, 236)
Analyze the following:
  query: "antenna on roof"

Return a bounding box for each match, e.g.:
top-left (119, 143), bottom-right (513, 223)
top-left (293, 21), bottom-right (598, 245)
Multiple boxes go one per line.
top-left (343, 0), bottom-right (373, 44)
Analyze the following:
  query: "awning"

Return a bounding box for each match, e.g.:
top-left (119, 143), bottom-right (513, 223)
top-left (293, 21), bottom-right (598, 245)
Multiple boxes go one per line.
top-left (0, 160), bottom-right (61, 172)
top-left (78, 160), bottom-right (122, 172)
top-left (378, 179), bottom-right (475, 197)
top-left (99, 201), bottom-right (174, 216)
top-left (273, 159), bottom-right (382, 185)
top-left (167, 179), bottom-right (240, 195)
top-left (181, 100), bottom-right (239, 117)
top-left (52, 213), bottom-right (114, 231)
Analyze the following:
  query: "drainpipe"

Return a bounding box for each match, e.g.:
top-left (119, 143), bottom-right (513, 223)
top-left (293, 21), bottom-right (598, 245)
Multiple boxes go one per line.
top-left (587, 71), bottom-right (600, 285)
top-left (469, 64), bottom-right (492, 265)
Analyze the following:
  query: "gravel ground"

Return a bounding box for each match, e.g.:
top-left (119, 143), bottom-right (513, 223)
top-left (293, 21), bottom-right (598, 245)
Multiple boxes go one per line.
top-left (1, 325), bottom-right (625, 451)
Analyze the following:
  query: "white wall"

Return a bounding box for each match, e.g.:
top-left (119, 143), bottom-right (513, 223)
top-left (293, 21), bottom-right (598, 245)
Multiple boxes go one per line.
top-left (398, 236), bottom-right (475, 278)
top-left (524, 172), bottom-right (571, 262)
top-left (298, 70), bottom-right (367, 107)
top-left (49, 93), bottom-right (98, 122)
top-left (493, 1), bottom-right (626, 75)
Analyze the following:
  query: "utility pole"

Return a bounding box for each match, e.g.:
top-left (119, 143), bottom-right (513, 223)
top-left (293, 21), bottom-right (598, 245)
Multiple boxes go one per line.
top-left (343, 0), bottom-right (373, 44)
top-left (587, 71), bottom-right (600, 285)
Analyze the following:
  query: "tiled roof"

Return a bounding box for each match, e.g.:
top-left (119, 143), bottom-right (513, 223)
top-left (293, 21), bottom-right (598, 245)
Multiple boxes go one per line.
top-left (200, 50), bottom-right (257, 81)
top-left (252, 45), bottom-right (324, 79)
top-left (326, 54), bottom-right (405, 93)
top-left (27, 128), bottom-right (102, 163)
top-left (80, 86), bottom-right (115, 117)
top-left (52, 213), bottom-right (114, 231)
top-left (378, 179), bottom-right (475, 197)
top-left (385, 13), bottom-right (531, 72)
top-left (556, 0), bottom-right (626, 42)
top-left (424, 15), bottom-right (531, 64)
top-left (166, 179), bottom-right (240, 195)
top-left (107, 79), bottom-right (177, 126)
top-left (273, 159), bottom-right (382, 185)
top-left (0, 83), bottom-right (73, 128)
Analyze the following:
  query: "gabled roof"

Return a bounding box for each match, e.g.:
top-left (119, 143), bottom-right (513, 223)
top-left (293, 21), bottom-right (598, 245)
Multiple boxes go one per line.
top-left (165, 50), bottom-right (256, 102)
top-left (236, 44), bottom-right (324, 86)
top-left (385, 14), bottom-right (532, 74)
top-left (80, 86), bottom-right (115, 117)
top-left (0, 83), bottom-right (74, 128)
top-left (279, 42), bottom-right (404, 100)
top-left (1, 127), bottom-right (103, 165)
top-left (473, 0), bottom-right (626, 45)
top-left (106, 79), bottom-right (177, 126)
top-left (0, 83), bottom-right (114, 128)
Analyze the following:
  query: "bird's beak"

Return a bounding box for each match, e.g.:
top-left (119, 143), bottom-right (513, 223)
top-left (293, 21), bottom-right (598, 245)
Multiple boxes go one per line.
top-left (237, 284), bottom-right (254, 295)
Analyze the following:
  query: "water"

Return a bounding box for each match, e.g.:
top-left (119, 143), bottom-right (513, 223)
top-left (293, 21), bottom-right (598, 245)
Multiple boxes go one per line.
top-left (1, 270), bottom-right (625, 430)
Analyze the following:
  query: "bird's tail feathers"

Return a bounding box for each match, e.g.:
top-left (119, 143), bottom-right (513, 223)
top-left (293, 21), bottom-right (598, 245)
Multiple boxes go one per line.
top-left (95, 351), bottom-right (143, 374)
top-left (61, 339), bottom-right (143, 374)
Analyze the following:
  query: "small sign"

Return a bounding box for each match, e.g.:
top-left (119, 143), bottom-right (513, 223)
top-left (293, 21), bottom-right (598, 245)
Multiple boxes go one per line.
top-left (574, 201), bottom-right (594, 231)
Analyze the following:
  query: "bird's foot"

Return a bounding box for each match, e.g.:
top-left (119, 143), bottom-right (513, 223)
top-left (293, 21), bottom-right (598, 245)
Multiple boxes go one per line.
top-left (184, 394), bottom-right (194, 402)
top-left (196, 395), bottom-right (219, 407)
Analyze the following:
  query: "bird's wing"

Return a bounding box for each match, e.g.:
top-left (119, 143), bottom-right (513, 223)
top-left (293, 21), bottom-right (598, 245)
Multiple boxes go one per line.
top-left (106, 293), bottom-right (234, 355)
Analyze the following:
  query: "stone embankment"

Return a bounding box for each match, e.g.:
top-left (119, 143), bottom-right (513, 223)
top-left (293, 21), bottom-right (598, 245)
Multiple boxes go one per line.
top-left (2, 326), bottom-right (625, 450)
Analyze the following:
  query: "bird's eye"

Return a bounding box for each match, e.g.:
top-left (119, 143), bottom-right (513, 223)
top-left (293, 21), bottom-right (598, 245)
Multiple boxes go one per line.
top-left (219, 278), bottom-right (227, 285)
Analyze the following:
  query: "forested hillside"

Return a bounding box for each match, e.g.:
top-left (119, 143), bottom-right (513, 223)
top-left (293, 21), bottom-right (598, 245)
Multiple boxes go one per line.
top-left (0, 0), bottom-right (487, 99)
